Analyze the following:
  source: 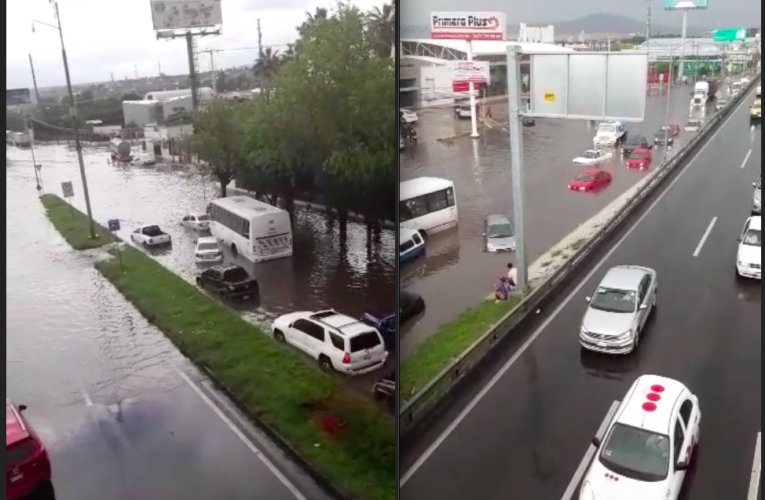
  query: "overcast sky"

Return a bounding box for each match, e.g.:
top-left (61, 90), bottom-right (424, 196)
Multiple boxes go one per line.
top-left (7, 0), bottom-right (382, 89)
top-left (401, 0), bottom-right (760, 31)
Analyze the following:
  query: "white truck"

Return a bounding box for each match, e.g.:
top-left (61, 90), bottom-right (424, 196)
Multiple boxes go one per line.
top-left (131, 224), bottom-right (172, 247)
top-left (691, 81), bottom-right (710, 108)
top-left (592, 121), bottom-right (628, 147)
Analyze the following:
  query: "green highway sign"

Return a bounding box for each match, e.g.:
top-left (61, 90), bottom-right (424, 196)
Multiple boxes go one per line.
top-left (713, 29), bottom-right (747, 42)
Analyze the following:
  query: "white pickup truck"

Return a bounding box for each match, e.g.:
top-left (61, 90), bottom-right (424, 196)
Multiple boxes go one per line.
top-left (131, 224), bottom-right (172, 247)
top-left (593, 120), bottom-right (628, 147)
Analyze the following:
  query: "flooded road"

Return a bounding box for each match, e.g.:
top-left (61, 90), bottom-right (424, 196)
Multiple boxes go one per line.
top-left (400, 85), bottom-right (722, 358)
top-left (6, 160), bottom-right (334, 500)
top-left (9, 144), bottom-right (395, 324)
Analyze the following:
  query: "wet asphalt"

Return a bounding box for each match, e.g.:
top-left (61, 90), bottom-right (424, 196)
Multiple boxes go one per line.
top-left (400, 86), bottom-right (761, 500)
top-left (400, 84), bottom-right (730, 358)
top-left (5, 148), bottom-right (380, 500)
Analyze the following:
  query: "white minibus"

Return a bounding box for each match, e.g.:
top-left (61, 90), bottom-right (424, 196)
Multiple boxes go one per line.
top-left (400, 177), bottom-right (458, 236)
top-left (209, 196), bottom-right (293, 263)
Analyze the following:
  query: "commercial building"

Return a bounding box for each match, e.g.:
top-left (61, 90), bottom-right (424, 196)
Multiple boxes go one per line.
top-left (122, 87), bottom-right (215, 127)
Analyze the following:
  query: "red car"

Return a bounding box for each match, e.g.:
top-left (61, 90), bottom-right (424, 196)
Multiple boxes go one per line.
top-left (568, 168), bottom-right (612, 192)
top-left (6, 401), bottom-right (51, 500)
top-left (625, 148), bottom-right (653, 169)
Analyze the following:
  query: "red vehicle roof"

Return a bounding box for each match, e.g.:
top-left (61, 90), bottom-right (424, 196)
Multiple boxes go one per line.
top-left (630, 148), bottom-right (651, 155)
top-left (582, 168), bottom-right (601, 175)
top-left (6, 403), bottom-right (29, 447)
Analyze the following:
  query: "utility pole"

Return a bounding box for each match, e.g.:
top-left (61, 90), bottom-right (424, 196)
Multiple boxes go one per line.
top-left (209, 50), bottom-right (216, 92)
top-left (645, 0), bottom-right (652, 50)
top-left (256, 18), bottom-right (264, 91)
top-left (28, 54), bottom-right (41, 104)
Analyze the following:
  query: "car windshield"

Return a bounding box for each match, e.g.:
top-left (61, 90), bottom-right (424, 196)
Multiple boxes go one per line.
top-left (719, 100), bottom-right (727, 104)
top-left (628, 152), bottom-right (646, 160)
top-left (598, 124), bottom-right (616, 133)
top-left (222, 268), bottom-right (249, 282)
top-left (197, 214), bottom-right (210, 221)
top-left (626, 136), bottom-right (644, 145)
top-left (599, 423), bottom-right (670, 482)
top-left (488, 222), bottom-right (515, 238)
top-left (584, 151), bottom-right (598, 158)
top-left (687, 121), bottom-right (700, 126)
top-left (590, 287), bottom-right (637, 313)
top-left (743, 228), bottom-right (762, 247)
top-left (576, 173), bottom-right (595, 182)
top-left (197, 242), bottom-right (219, 251)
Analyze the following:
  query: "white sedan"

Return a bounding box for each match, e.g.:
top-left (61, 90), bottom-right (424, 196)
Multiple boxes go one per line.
top-left (573, 149), bottom-right (612, 165)
top-left (400, 108), bottom-right (418, 124)
top-left (684, 119), bottom-right (701, 132)
top-left (181, 213), bottom-right (210, 231)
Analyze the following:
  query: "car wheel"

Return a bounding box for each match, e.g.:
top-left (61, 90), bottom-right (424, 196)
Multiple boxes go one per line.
top-left (318, 355), bottom-right (334, 372)
top-left (273, 329), bottom-right (286, 343)
top-left (195, 277), bottom-right (202, 286)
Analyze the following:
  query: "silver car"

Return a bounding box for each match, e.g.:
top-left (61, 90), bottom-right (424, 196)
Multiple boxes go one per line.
top-left (484, 214), bottom-right (516, 252)
top-left (753, 176), bottom-right (761, 215)
top-left (579, 265), bottom-right (657, 354)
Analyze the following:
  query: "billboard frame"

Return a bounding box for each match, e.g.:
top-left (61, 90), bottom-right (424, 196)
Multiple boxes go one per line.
top-left (6, 88), bottom-right (31, 106)
top-left (664, 0), bottom-right (708, 10)
top-left (150, 0), bottom-right (223, 32)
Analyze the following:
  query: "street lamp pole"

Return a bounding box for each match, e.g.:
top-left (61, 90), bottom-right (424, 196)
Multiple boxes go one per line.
top-left (34, 1), bottom-right (96, 239)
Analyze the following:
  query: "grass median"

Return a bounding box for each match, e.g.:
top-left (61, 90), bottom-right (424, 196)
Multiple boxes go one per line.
top-left (400, 294), bottom-right (523, 403)
top-left (40, 195), bottom-right (395, 500)
top-left (40, 194), bottom-right (113, 249)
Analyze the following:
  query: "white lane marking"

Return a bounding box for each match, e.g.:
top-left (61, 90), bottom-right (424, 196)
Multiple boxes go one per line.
top-left (560, 400), bottom-right (620, 500)
top-left (176, 369), bottom-right (309, 500)
top-left (401, 83), bottom-right (758, 487)
top-left (748, 432), bottom-right (761, 500)
top-left (81, 390), bottom-right (93, 407)
top-left (693, 217), bottom-right (718, 257)
top-left (741, 148), bottom-right (753, 169)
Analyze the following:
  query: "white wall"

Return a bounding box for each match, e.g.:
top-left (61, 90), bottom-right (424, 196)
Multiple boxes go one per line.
top-left (419, 65), bottom-right (454, 108)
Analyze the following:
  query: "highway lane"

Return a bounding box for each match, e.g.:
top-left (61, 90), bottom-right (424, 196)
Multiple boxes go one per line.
top-left (401, 86), bottom-right (761, 500)
top-left (20, 369), bottom-right (330, 500)
top-left (401, 83), bottom-right (723, 357)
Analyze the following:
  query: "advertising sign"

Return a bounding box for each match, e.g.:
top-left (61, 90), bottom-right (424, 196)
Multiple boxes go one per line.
top-left (430, 12), bottom-right (507, 41)
top-left (664, 0), bottom-right (707, 10)
top-left (451, 61), bottom-right (490, 93)
top-left (150, 0), bottom-right (222, 31)
top-left (713, 29), bottom-right (747, 42)
top-left (61, 181), bottom-right (74, 198)
top-left (6, 88), bottom-right (31, 106)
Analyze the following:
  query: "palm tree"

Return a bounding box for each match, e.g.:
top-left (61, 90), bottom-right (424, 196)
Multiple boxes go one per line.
top-left (366, 2), bottom-right (394, 58)
top-left (252, 47), bottom-right (282, 95)
top-left (299, 7), bottom-right (329, 38)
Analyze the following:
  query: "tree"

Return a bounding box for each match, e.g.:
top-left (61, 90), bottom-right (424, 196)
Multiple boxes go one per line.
top-left (215, 71), bottom-right (227, 92)
top-left (252, 47), bottom-right (282, 95)
top-left (187, 99), bottom-right (249, 197)
top-left (366, 2), bottom-right (395, 58)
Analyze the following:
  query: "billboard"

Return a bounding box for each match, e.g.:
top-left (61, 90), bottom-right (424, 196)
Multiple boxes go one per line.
top-left (430, 12), bottom-right (507, 41)
top-left (150, 0), bottom-right (222, 31)
top-left (664, 0), bottom-right (707, 10)
top-left (6, 88), bottom-right (31, 106)
top-left (450, 61), bottom-right (490, 92)
top-left (526, 51), bottom-right (649, 122)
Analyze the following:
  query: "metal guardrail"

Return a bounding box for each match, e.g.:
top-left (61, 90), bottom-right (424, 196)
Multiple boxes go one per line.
top-left (400, 73), bottom-right (762, 438)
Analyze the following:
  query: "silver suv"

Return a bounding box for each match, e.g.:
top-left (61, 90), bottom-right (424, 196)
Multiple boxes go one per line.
top-left (753, 175), bottom-right (761, 215)
top-left (580, 265), bottom-right (657, 355)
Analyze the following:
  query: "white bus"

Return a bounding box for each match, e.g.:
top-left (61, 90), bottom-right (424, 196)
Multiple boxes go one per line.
top-left (400, 177), bottom-right (458, 236)
top-left (209, 196), bottom-right (293, 263)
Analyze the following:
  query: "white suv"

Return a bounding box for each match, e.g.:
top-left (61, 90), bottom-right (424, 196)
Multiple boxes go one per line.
top-left (272, 310), bottom-right (388, 375)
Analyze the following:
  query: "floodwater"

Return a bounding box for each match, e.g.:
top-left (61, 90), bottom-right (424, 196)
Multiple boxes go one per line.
top-left (400, 84), bottom-right (724, 357)
top-left (8, 145), bottom-right (395, 324)
top-left (6, 144), bottom-right (395, 401)
top-left (5, 159), bottom-right (335, 500)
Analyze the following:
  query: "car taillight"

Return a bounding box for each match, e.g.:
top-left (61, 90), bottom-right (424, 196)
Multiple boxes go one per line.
top-left (342, 353), bottom-right (351, 364)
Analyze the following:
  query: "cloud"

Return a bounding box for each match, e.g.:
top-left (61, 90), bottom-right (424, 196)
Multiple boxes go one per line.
top-left (6, 0), bottom-right (383, 88)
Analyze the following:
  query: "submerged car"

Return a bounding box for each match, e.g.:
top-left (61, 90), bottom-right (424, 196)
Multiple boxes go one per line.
top-left (579, 265), bottom-right (657, 354)
top-left (568, 169), bottom-right (612, 192)
top-left (625, 148), bottom-right (653, 170)
top-left (361, 289), bottom-right (425, 351)
top-left (653, 124), bottom-right (680, 146)
top-left (736, 216), bottom-right (762, 280)
top-left (196, 265), bottom-right (259, 299)
top-left (572, 149), bottom-right (612, 165)
top-left (621, 135), bottom-right (652, 156)
top-left (484, 214), bottom-right (516, 252)
top-left (684, 119), bottom-right (702, 132)
top-left (194, 236), bottom-right (223, 264)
